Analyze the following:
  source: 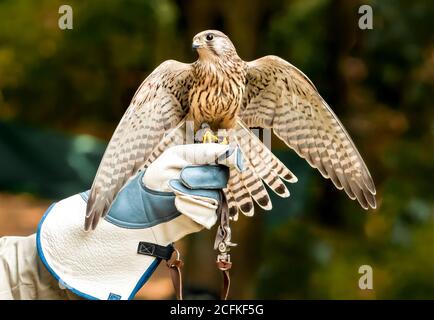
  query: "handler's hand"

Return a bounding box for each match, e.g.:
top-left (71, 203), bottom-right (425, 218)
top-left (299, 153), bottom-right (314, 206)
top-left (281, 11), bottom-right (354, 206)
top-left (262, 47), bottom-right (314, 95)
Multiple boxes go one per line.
top-left (103, 143), bottom-right (243, 231)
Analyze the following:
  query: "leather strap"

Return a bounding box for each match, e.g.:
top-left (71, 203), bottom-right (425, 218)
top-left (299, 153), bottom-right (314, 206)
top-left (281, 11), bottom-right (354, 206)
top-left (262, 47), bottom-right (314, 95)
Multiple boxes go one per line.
top-left (222, 270), bottom-right (231, 300)
top-left (136, 240), bottom-right (183, 300)
top-left (165, 191), bottom-right (233, 301)
top-left (167, 250), bottom-right (184, 300)
top-left (217, 260), bottom-right (232, 300)
top-left (215, 191), bottom-right (234, 300)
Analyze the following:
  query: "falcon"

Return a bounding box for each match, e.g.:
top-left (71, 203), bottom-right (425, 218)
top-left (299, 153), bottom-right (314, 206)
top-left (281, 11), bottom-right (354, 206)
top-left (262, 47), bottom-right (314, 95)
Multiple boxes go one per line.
top-left (85, 30), bottom-right (376, 230)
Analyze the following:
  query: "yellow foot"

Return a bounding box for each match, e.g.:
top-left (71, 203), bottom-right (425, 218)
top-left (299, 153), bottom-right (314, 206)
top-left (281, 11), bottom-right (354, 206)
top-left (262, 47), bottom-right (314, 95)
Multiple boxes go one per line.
top-left (203, 131), bottom-right (219, 143)
top-left (219, 137), bottom-right (229, 145)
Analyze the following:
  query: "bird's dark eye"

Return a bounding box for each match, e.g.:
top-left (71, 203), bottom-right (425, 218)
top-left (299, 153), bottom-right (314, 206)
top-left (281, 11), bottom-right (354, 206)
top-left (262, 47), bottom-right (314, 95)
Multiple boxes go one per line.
top-left (206, 34), bottom-right (214, 41)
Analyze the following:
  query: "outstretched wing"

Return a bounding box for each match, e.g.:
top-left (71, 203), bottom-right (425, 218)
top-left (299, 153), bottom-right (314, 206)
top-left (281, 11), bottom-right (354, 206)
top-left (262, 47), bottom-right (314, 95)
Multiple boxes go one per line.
top-left (241, 55), bottom-right (376, 209)
top-left (85, 60), bottom-right (193, 230)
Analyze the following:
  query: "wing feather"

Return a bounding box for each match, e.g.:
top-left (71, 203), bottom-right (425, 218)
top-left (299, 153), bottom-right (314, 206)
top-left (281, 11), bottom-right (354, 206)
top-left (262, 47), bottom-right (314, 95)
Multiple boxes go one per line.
top-left (223, 120), bottom-right (297, 217)
top-left (86, 60), bottom-right (193, 230)
top-left (241, 55), bottom-right (376, 210)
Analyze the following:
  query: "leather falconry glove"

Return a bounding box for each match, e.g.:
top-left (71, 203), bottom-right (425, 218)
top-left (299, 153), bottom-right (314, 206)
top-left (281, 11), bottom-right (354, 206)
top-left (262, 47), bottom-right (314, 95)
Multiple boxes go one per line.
top-left (37, 143), bottom-right (243, 300)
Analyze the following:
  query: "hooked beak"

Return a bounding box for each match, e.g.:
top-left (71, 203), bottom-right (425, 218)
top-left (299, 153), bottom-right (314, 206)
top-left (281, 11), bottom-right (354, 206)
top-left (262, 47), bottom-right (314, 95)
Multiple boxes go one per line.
top-left (192, 39), bottom-right (202, 50)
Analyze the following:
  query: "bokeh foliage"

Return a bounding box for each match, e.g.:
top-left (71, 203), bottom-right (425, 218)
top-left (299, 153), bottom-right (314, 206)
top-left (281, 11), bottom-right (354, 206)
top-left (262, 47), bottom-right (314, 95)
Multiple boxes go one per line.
top-left (0, 0), bottom-right (433, 299)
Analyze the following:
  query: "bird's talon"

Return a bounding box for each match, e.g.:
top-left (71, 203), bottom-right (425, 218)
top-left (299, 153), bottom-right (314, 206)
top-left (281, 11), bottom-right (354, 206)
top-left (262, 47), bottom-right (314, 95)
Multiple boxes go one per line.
top-left (202, 131), bottom-right (219, 143)
top-left (220, 137), bottom-right (229, 145)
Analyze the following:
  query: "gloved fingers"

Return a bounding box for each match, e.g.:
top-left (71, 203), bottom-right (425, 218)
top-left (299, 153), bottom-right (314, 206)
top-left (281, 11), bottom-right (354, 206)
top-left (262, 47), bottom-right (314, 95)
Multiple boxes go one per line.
top-left (175, 193), bottom-right (218, 208)
top-left (175, 166), bottom-right (229, 191)
top-left (215, 146), bottom-right (245, 172)
top-left (144, 144), bottom-right (244, 192)
top-left (169, 183), bottom-right (220, 206)
top-left (169, 178), bottom-right (222, 230)
top-left (174, 195), bottom-right (218, 229)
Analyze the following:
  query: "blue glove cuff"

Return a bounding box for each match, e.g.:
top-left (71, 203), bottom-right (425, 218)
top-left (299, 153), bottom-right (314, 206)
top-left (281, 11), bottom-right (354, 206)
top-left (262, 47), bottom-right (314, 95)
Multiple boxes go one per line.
top-left (104, 171), bottom-right (181, 229)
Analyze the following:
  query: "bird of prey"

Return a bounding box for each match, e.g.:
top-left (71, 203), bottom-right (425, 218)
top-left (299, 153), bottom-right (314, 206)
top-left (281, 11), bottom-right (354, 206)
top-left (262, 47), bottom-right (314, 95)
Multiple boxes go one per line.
top-left (85, 30), bottom-right (376, 231)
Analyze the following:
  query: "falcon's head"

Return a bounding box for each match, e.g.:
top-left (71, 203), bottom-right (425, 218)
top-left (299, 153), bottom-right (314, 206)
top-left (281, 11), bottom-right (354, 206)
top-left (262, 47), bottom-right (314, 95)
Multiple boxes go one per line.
top-left (192, 30), bottom-right (238, 60)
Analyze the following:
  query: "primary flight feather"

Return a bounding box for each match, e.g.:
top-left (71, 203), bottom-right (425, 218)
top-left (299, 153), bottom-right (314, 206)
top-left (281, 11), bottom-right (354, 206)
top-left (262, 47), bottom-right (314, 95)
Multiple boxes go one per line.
top-left (85, 30), bottom-right (376, 230)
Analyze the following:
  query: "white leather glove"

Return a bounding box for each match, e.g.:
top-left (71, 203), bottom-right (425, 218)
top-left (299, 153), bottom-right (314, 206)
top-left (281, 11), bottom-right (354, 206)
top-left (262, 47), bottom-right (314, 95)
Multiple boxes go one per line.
top-left (143, 143), bottom-right (243, 229)
top-left (36, 143), bottom-right (244, 300)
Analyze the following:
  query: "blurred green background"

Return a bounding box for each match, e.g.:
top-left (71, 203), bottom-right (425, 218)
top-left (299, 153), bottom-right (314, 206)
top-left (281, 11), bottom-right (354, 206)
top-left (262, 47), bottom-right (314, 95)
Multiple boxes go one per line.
top-left (0, 0), bottom-right (433, 299)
